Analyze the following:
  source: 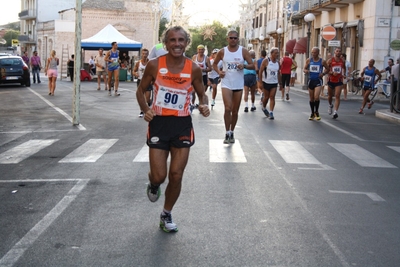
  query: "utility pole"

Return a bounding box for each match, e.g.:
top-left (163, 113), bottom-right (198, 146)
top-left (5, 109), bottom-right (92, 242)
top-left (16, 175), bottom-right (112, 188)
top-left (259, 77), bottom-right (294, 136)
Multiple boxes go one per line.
top-left (72, 0), bottom-right (82, 126)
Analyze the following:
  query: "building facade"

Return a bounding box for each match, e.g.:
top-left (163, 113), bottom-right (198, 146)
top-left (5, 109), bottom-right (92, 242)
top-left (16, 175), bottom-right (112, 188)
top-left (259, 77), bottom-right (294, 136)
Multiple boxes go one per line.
top-left (240, 0), bottom-right (400, 84)
top-left (18, 0), bottom-right (158, 77)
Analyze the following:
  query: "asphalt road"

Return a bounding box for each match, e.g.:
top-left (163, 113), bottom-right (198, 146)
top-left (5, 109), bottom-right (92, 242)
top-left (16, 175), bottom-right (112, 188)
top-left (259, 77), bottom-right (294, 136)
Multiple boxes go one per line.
top-left (0, 77), bottom-right (399, 267)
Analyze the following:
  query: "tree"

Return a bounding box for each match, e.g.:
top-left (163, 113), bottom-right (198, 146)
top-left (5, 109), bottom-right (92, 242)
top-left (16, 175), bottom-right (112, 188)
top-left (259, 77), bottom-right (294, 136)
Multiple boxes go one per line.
top-left (187, 21), bottom-right (229, 58)
top-left (159, 17), bottom-right (169, 40)
top-left (3, 30), bottom-right (20, 47)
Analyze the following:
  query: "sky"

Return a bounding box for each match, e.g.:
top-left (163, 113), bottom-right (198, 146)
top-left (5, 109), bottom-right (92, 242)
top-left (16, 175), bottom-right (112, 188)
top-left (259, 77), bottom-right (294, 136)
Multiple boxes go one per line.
top-left (0, 1), bottom-right (20, 26)
top-left (182, 0), bottom-right (243, 26)
top-left (0, 0), bottom-right (243, 27)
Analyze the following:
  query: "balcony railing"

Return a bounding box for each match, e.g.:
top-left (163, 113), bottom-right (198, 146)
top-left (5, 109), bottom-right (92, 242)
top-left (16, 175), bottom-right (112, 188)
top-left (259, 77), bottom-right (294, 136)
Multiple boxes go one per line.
top-left (18, 9), bottom-right (37, 20)
top-left (18, 35), bottom-right (36, 44)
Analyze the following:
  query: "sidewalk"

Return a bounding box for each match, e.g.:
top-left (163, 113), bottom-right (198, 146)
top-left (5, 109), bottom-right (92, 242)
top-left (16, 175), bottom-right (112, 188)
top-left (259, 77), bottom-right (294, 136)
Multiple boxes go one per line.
top-left (290, 83), bottom-right (400, 124)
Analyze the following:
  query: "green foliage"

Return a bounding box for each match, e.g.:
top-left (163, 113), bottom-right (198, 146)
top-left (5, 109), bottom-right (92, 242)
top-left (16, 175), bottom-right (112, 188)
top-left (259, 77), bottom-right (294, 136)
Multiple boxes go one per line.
top-left (186, 21), bottom-right (230, 58)
top-left (159, 17), bottom-right (169, 40)
top-left (3, 30), bottom-right (20, 47)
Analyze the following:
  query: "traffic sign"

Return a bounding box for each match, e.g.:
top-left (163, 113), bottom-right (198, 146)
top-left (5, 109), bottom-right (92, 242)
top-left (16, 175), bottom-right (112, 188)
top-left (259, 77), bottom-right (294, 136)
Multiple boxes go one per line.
top-left (328, 40), bottom-right (341, 47)
top-left (321, 26), bottom-right (336, 41)
top-left (390, 39), bottom-right (400, 50)
top-left (11, 39), bottom-right (19, 46)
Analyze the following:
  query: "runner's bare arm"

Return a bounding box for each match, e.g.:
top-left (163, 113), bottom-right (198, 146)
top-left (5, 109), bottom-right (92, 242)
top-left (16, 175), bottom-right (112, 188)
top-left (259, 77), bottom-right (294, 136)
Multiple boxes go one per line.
top-left (213, 49), bottom-right (224, 78)
top-left (303, 58), bottom-right (310, 73)
top-left (136, 60), bottom-right (157, 121)
top-left (242, 49), bottom-right (254, 70)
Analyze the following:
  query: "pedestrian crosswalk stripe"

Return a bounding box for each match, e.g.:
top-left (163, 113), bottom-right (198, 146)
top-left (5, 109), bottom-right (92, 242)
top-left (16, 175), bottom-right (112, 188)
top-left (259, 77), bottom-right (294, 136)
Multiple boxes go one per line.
top-left (0, 139), bottom-right (59, 164)
top-left (59, 139), bottom-right (118, 163)
top-left (388, 146), bottom-right (400, 153)
top-left (269, 140), bottom-right (321, 164)
top-left (329, 143), bottom-right (397, 168)
top-left (133, 144), bottom-right (149, 162)
top-left (209, 139), bottom-right (247, 163)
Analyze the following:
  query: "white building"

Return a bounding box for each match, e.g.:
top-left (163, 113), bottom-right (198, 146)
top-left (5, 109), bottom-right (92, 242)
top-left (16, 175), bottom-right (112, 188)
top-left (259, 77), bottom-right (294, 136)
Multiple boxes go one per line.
top-left (240, 0), bottom-right (400, 84)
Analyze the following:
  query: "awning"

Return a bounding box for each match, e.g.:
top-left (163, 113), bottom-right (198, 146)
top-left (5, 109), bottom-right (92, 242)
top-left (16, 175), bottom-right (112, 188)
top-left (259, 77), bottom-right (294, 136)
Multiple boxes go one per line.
top-left (285, 39), bottom-right (297, 54)
top-left (293, 37), bottom-right (307, 54)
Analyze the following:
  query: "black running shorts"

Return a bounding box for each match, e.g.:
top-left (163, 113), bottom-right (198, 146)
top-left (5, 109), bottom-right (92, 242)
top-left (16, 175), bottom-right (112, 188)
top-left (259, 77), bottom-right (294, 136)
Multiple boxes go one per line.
top-left (147, 116), bottom-right (194, 151)
top-left (262, 82), bottom-right (278, 91)
top-left (281, 74), bottom-right (291, 87)
top-left (308, 79), bottom-right (323, 90)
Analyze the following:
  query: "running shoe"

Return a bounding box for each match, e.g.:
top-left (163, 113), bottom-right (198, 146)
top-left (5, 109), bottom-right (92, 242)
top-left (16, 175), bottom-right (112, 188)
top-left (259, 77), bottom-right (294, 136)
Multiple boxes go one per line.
top-left (309, 113), bottom-right (315, 120)
top-left (211, 99), bottom-right (215, 106)
top-left (328, 104), bottom-right (333, 115)
top-left (244, 107), bottom-right (249, 112)
top-left (147, 183), bottom-right (161, 202)
top-left (333, 112), bottom-right (338, 119)
top-left (139, 111), bottom-right (144, 118)
top-left (286, 93), bottom-right (290, 101)
top-left (115, 91), bottom-right (120, 96)
top-left (108, 91), bottom-right (111, 96)
top-left (368, 101), bottom-right (374, 109)
top-left (223, 134), bottom-right (230, 144)
top-left (269, 112), bottom-right (274, 120)
top-left (315, 112), bottom-right (321, 120)
top-left (229, 132), bottom-right (235, 143)
top-left (262, 108), bottom-right (270, 117)
top-left (160, 212), bottom-right (178, 233)
top-left (359, 108), bottom-right (363, 114)
top-left (250, 106), bottom-right (256, 112)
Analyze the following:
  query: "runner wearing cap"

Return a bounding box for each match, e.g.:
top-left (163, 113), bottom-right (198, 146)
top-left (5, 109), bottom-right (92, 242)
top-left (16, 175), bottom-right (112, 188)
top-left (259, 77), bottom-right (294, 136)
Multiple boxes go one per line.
top-left (208, 48), bottom-right (222, 108)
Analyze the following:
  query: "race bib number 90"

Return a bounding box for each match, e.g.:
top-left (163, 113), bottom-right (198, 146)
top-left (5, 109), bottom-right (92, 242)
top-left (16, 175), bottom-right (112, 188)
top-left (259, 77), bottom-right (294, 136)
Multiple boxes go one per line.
top-left (155, 86), bottom-right (187, 110)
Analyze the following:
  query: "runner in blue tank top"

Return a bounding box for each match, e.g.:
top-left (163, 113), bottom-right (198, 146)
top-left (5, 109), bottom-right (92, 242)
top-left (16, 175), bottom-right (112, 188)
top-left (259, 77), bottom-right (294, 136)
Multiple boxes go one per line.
top-left (359, 59), bottom-right (381, 114)
top-left (105, 42), bottom-right (121, 96)
top-left (303, 47), bottom-right (329, 120)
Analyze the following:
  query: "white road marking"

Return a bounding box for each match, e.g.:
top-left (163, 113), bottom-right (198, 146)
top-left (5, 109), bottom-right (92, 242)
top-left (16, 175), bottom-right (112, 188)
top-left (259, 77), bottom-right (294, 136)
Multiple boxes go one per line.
top-left (320, 120), bottom-right (365, 141)
top-left (388, 146), bottom-right (400, 153)
top-left (298, 164), bottom-right (336, 170)
top-left (270, 140), bottom-right (321, 164)
top-left (329, 190), bottom-right (386, 201)
top-left (0, 179), bottom-right (89, 267)
top-left (329, 143), bottom-right (397, 168)
top-left (209, 139), bottom-right (247, 163)
top-left (133, 144), bottom-right (149, 162)
top-left (27, 87), bottom-right (86, 131)
top-left (0, 139), bottom-right (58, 164)
top-left (59, 139), bottom-right (118, 163)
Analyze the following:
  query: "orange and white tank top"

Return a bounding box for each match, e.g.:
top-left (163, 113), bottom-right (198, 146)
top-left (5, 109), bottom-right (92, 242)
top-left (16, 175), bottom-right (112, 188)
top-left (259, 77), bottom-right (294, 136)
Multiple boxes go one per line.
top-left (152, 55), bottom-right (193, 116)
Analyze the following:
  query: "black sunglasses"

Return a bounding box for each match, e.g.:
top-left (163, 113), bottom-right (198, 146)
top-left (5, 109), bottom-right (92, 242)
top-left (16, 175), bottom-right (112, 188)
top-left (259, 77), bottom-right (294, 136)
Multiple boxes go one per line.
top-left (229, 37), bottom-right (238, 40)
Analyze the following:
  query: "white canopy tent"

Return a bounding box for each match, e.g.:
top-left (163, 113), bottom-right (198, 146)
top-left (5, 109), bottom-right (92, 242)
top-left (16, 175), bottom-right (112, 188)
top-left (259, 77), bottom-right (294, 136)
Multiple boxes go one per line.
top-left (81, 24), bottom-right (142, 51)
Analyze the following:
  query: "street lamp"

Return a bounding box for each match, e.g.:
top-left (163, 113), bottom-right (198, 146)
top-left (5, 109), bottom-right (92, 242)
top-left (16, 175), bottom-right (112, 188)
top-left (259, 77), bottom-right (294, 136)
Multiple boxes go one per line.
top-left (259, 34), bottom-right (264, 50)
top-left (276, 26), bottom-right (283, 59)
top-left (303, 13), bottom-right (315, 89)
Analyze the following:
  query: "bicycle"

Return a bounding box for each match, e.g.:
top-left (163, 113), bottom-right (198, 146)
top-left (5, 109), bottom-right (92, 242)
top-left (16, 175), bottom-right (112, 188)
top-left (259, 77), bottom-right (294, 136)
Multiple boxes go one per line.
top-left (368, 81), bottom-right (391, 102)
top-left (350, 70), bottom-right (362, 95)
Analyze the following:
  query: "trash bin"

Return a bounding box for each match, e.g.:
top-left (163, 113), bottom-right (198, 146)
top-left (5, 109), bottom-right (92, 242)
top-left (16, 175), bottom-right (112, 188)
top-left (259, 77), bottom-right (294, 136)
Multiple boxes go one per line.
top-left (119, 68), bottom-right (127, 81)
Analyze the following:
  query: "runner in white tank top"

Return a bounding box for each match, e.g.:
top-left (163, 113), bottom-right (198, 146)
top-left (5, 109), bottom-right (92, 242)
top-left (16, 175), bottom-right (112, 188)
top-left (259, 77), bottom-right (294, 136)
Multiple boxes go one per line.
top-left (258, 47), bottom-right (280, 120)
top-left (212, 30), bottom-right (255, 144)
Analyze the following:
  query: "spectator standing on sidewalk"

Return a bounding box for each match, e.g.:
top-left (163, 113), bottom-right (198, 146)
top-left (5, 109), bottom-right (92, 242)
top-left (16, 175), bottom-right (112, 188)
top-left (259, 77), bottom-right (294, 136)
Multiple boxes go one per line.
top-left (30, 51), bottom-right (42, 83)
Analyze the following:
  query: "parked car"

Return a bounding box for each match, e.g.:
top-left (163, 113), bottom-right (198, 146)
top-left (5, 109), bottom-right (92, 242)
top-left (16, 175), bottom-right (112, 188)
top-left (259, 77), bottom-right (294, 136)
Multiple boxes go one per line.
top-left (0, 56), bottom-right (30, 87)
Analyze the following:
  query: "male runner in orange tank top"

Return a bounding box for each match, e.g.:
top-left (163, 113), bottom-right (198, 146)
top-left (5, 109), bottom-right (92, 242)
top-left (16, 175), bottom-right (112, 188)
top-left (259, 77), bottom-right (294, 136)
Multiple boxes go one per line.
top-left (136, 26), bottom-right (210, 233)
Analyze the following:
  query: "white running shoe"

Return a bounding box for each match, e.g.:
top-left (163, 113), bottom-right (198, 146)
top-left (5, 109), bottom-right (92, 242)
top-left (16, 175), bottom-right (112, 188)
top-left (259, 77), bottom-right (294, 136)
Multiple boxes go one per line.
top-left (328, 104), bottom-right (333, 115)
top-left (160, 212), bottom-right (178, 233)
